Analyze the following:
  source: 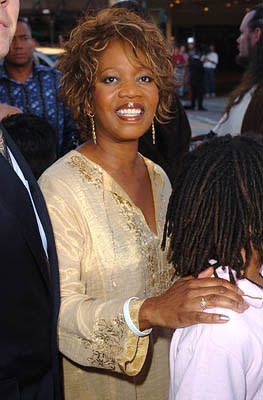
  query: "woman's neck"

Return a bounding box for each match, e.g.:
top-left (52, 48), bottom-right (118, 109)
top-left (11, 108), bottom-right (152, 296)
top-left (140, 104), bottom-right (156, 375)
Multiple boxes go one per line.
top-left (78, 139), bottom-right (141, 175)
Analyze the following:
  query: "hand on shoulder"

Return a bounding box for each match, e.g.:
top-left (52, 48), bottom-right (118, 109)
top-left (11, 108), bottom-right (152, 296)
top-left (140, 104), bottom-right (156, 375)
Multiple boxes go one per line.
top-left (139, 268), bottom-right (249, 330)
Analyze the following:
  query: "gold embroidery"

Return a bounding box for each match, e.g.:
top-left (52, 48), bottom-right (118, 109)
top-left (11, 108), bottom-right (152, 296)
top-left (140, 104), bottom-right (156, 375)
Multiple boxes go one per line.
top-left (77, 315), bottom-right (125, 370)
top-left (112, 192), bottom-right (173, 296)
top-left (67, 155), bottom-right (103, 189)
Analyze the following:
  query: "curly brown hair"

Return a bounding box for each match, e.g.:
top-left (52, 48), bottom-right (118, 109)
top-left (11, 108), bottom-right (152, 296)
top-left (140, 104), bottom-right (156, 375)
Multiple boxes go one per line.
top-left (57, 8), bottom-right (176, 139)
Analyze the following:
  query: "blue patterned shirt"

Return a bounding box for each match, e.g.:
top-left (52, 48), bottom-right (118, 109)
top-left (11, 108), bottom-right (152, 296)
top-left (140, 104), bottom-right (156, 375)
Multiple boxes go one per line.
top-left (0, 62), bottom-right (78, 155)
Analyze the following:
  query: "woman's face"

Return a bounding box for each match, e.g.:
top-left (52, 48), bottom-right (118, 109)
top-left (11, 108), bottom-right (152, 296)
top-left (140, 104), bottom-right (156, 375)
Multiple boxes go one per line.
top-left (92, 39), bottom-right (159, 144)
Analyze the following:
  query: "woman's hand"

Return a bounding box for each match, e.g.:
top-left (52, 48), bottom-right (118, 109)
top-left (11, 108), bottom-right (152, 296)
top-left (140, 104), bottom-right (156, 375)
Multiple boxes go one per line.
top-left (139, 268), bottom-right (249, 331)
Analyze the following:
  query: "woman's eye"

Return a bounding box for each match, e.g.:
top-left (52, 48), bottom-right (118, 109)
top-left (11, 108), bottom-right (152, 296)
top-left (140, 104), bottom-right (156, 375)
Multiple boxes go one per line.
top-left (139, 75), bottom-right (154, 83)
top-left (103, 76), bottom-right (118, 84)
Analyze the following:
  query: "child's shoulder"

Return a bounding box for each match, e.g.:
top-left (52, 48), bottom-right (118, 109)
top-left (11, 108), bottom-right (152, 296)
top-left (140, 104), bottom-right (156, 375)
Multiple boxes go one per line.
top-left (174, 305), bottom-right (263, 360)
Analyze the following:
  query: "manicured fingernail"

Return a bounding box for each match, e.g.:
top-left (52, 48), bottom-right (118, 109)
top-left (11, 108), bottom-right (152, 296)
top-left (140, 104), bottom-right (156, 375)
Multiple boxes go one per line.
top-left (238, 302), bottom-right (249, 310)
top-left (219, 315), bottom-right (230, 321)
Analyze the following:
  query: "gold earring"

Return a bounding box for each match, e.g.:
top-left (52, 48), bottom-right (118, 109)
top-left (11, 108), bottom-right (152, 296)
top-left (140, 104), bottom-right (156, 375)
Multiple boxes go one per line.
top-left (88, 113), bottom-right (96, 144)
top-left (152, 119), bottom-right (156, 145)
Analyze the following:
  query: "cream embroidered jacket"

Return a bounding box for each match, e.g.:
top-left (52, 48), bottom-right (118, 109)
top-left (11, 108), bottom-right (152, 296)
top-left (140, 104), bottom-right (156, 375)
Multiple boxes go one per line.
top-left (39, 150), bottom-right (173, 377)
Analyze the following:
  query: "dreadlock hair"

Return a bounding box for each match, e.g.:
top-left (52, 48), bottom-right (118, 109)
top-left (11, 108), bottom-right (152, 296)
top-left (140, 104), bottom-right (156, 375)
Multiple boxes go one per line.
top-left (162, 135), bottom-right (263, 284)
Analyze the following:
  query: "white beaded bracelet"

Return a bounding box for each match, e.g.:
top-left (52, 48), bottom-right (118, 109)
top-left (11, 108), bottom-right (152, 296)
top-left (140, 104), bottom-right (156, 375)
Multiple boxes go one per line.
top-left (123, 296), bottom-right (153, 337)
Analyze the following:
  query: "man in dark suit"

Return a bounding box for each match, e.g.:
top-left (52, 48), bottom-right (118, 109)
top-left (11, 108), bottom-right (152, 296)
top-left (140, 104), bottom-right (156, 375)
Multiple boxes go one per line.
top-left (188, 48), bottom-right (206, 111)
top-left (0, 1), bottom-right (61, 399)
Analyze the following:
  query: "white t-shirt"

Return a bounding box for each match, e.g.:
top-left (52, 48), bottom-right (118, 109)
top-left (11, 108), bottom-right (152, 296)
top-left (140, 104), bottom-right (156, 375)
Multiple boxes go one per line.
top-left (169, 267), bottom-right (263, 400)
top-left (203, 51), bottom-right (218, 69)
top-left (213, 86), bottom-right (256, 136)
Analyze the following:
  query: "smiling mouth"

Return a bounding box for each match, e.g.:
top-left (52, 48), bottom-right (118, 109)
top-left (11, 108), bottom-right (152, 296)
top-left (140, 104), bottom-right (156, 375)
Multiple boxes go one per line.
top-left (116, 102), bottom-right (144, 118)
top-left (116, 108), bottom-right (143, 117)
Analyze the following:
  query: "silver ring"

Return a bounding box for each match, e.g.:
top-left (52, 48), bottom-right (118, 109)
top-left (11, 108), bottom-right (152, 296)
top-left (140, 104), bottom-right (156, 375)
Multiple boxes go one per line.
top-left (200, 297), bottom-right (206, 311)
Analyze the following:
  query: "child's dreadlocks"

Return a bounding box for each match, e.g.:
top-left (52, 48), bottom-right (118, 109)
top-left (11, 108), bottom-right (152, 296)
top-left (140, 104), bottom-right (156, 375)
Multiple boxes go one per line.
top-left (162, 135), bottom-right (263, 283)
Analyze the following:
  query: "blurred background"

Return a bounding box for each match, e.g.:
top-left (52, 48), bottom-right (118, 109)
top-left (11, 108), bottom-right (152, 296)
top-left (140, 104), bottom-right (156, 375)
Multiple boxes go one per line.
top-left (20, 0), bottom-right (259, 93)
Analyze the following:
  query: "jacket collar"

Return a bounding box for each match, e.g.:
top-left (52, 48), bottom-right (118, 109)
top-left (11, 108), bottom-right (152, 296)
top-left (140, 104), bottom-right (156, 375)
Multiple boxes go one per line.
top-left (1, 125), bottom-right (51, 289)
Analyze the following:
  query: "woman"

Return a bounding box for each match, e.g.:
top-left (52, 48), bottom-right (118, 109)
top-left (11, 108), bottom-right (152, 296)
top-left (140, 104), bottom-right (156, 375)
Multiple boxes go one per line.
top-left (111, 1), bottom-right (192, 184)
top-left (39, 9), bottom-right (247, 400)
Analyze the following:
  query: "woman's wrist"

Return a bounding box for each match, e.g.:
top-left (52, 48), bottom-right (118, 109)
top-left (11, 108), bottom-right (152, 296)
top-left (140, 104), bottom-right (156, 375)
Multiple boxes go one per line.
top-left (138, 297), bottom-right (157, 331)
top-left (123, 297), bottom-right (152, 336)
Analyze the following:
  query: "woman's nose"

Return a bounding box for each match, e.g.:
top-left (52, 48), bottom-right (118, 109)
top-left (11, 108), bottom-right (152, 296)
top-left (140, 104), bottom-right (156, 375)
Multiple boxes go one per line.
top-left (119, 79), bottom-right (140, 98)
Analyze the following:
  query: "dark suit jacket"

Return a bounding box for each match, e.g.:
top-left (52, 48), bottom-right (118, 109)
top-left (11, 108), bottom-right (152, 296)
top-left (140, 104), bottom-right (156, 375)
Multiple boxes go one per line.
top-left (242, 84), bottom-right (263, 137)
top-left (0, 125), bottom-right (62, 400)
top-left (189, 56), bottom-right (204, 86)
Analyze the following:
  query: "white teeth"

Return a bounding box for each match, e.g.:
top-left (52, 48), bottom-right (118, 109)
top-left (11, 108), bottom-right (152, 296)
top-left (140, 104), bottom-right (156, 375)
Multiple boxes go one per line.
top-left (116, 109), bottom-right (142, 116)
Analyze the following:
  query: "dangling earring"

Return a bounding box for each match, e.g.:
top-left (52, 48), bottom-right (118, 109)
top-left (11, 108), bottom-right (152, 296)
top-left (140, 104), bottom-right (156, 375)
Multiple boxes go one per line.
top-left (88, 113), bottom-right (96, 144)
top-left (152, 119), bottom-right (156, 145)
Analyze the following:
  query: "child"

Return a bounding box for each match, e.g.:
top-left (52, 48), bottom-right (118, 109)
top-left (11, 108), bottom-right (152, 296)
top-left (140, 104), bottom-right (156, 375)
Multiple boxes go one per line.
top-left (162, 135), bottom-right (263, 399)
top-left (2, 113), bottom-right (57, 179)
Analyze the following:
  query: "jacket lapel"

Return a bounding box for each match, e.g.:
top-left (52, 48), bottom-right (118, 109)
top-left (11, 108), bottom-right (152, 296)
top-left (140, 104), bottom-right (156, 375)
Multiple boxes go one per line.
top-left (2, 127), bottom-right (51, 289)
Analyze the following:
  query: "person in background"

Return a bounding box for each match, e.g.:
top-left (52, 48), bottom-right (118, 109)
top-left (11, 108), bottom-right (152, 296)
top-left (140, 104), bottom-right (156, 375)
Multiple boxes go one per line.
top-left (0, 17), bottom-right (79, 156)
top-left (58, 33), bottom-right (67, 48)
top-left (214, 4), bottom-right (263, 137)
top-left (163, 135), bottom-right (263, 400)
top-left (2, 112), bottom-right (57, 179)
top-left (179, 44), bottom-right (188, 64)
top-left (0, 1), bottom-right (62, 398)
top-left (173, 45), bottom-right (186, 98)
top-left (202, 44), bottom-right (218, 98)
top-left (188, 47), bottom-right (206, 111)
top-left (179, 44), bottom-right (189, 98)
top-left (112, 0), bottom-right (191, 183)
top-left (187, 42), bottom-right (195, 57)
top-left (39, 8), bottom-right (246, 400)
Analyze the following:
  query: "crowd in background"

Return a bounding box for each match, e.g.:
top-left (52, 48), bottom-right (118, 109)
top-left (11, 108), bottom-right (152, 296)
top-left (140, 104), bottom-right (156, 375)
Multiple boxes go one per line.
top-left (172, 41), bottom-right (219, 110)
top-left (0, 22), bottom-right (221, 182)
